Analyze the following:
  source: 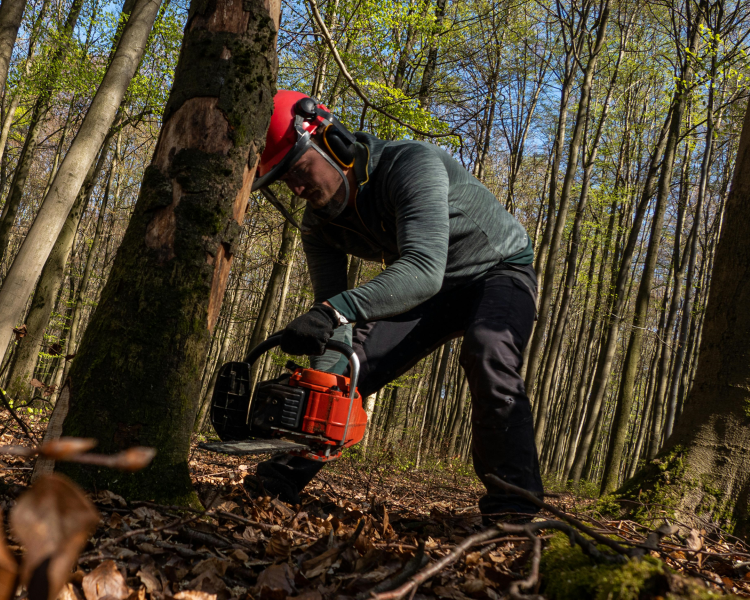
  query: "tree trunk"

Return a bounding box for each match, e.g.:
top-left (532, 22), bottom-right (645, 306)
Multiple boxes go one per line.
top-left (569, 104), bottom-right (674, 485)
top-left (617, 99), bottom-right (750, 536)
top-left (0, 0), bottom-right (87, 266)
top-left (0, 0), bottom-right (162, 360)
top-left (65, 135), bottom-right (122, 366)
top-left (5, 136), bottom-right (113, 401)
top-left (599, 11), bottom-right (701, 493)
top-left (0, 0), bottom-right (27, 96)
top-left (417, 0), bottom-right (447, 108)
top-left (54, 0), bottom-right (280, 503)
top-left (525, 1), bottom-right (609, 409)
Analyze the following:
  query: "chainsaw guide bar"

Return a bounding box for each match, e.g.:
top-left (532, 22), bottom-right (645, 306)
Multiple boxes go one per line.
top-left (199, 439), bottom-right (311, 456)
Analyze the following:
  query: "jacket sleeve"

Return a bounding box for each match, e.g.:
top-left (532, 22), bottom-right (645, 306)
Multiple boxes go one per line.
top-left (327, 144), bottom-right (449, 322)
top-left (301, 232), bottom-right (352, 372)
top-left (301, 231), bottom-right (349, 303)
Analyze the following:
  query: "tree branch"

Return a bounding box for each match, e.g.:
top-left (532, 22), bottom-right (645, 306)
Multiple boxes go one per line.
top-left (306, 0), bottom-right (458, 140)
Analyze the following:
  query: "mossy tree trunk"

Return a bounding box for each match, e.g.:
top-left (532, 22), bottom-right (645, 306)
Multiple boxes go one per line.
top-left (616, 100), bottom-right (750, 537)
top-left (57, 0), bottom-right (280, 503)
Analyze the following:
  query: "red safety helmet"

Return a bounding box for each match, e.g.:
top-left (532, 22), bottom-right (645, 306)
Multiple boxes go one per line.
top-left (252, 90), bottom-right (356, 192)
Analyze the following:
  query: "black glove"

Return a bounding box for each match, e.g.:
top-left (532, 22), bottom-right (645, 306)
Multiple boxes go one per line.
top-left (280, 303), bottom-right (339, 355)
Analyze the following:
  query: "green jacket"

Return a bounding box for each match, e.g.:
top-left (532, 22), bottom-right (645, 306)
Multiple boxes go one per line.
top-left (301, 132), bottom-right (533, 324)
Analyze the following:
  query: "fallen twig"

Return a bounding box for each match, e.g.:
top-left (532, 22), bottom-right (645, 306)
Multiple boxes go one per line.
top-left (508, 528), bottom-right (543, 600)
top-left (370, 526), bottom-right (502, 600)
top-left (363, 540), bottom-right (428, 598)
top-left (486, 474), bottom-right (638, 558)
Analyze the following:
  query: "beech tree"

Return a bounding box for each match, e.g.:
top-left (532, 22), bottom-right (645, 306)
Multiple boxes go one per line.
top-left (56, 0), bottom-right (281, 503)
top-left (616, 99), bottom-right (750, 534)
top-left (0, 0), bottom-right (162, 360)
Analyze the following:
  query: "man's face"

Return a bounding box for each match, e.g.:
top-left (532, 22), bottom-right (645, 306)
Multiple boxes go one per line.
top-left (280, 145), bottom-right (346, 209)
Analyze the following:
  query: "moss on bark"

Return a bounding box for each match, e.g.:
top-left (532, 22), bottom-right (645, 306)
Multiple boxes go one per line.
top-left (540, 533), bottom-right (738, 600)
top-left (607, 446), bottom-right (741, 535)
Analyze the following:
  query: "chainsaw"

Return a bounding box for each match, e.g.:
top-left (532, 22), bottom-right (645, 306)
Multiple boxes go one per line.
top-left (199, 333), bottom-right (367, 462)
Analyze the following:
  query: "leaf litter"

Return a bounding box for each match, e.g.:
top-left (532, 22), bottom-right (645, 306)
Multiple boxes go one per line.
top-left (0, 419), bottom-right (748, 598)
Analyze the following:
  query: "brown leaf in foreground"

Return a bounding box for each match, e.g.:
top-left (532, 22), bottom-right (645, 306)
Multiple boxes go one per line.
top-left (10, 474), bottom-right (100, 600)
top-left (109, 447), bottom-right (157, 471)
top-left (0, 511), bottom-right (18, 600)
top-left (39, 438), bottom-right (97, 460)
top-left (82, 561), bottom-right (131, 600)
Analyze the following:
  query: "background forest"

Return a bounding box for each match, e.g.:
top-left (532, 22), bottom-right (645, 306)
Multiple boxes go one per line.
top-left (1, 0), bottom-right (749, 499)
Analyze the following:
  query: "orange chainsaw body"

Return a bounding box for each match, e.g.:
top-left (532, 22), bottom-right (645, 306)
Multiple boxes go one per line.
top-left (290, 367), bottom-right (367, 446)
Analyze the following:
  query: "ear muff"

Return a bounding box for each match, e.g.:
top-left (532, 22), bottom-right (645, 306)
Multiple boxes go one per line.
top-left (322, 123), bottom-right (355, 168)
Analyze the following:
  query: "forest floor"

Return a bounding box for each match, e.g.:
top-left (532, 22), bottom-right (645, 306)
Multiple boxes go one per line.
top-left (1, 416), bottom-right (750, 599)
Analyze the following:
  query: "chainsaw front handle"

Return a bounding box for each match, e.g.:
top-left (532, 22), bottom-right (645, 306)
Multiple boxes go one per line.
top-left (243, 333), bottom-right (360, 403)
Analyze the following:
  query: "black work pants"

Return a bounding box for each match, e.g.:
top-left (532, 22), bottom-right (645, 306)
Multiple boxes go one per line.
top-left (257, 264), bottom-right (545, 515)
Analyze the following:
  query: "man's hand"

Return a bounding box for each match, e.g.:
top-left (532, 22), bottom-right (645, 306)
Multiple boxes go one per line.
top-left (280, 303), bottom-right (340, 355)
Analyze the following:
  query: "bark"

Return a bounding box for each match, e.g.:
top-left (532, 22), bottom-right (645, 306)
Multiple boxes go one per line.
top-left (645, 150), bottom-right (692, 459)
top-left (195, 272), bottom-right (243, 432)
top-left (661, 54), bottom-right (719, 442)
top-left (0, 0), bottom-right (27, 96)
top-left (447, 375), bottom-right (468, 457)
top-left (617, 99), bottom-right (750, 536)
top-left (0, 0), bottom-right (162, 360)
top-left (54, 0), bottom-right (280, 503)
top-left (521, 45), bottom-right (578, 379)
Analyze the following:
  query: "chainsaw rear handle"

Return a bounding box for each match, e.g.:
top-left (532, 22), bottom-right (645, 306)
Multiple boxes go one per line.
top-left (243, 333), bottom-right (360, 402)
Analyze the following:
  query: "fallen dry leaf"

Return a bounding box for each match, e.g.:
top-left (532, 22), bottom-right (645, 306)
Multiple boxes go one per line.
top-left (265, 532), bottom-right (291, 561)
top-left (57, 583), bottom-right (83, 600)
top-left (111, 447), bottom-right (157, 471)
top-left (93, 491), bottom-right (127, 508)
top-left (187, 571), bottom-right (227, 596)
top-left (255, 563), bottom-right (295, 600)
top-left (136, 566), bottom-right (161, 595)
top-left (10, 474), bottom-right (100, 600)
top-left (434, 585), bottom-right (472, 600)
top-left (173, 592), bottom-right (216, 600)
top-left (302, 546), bottom-right (340, 579)
top-left (686, 528), bottom-right (703, 552)
top-left (191, 558), bottom-right (228, 578)
top-left (82, 561), bottom-right (131, 600)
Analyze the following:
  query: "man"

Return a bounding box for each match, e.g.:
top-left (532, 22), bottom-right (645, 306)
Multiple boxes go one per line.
top-left (248, 90), bottom-right (543, 523)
